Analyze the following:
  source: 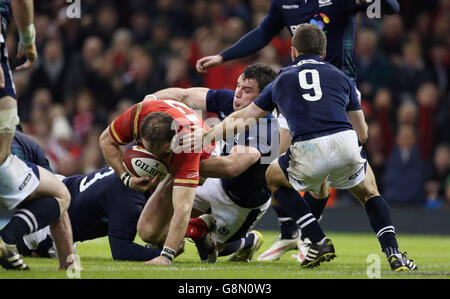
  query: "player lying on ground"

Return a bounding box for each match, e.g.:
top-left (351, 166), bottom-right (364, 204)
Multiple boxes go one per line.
top-left (138, 63), bottom-right (280, 263)
top-left (196, 0), bottom-right (400, 262)
top-left (182, 24), bottom-right (417, 272)
top-left (0, 131), bottom-right (75, 270)
top-left (16, 166), bottom-right (172, 262)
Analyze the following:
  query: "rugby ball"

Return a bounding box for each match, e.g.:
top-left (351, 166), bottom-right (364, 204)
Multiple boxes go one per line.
top-left (122, 145), bottom-right (168, 180)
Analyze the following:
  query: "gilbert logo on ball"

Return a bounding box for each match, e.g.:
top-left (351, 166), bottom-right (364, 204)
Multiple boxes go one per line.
top-left (123, 145), bottom-right (168, 179)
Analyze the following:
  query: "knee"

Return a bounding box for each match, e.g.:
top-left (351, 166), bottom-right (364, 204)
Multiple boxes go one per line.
top-left (137, 219), bottom-right (164, 244)
top-left (0, 96), bottom-right (17, 109)
top-left (56, 185), bottom-right (71, 214)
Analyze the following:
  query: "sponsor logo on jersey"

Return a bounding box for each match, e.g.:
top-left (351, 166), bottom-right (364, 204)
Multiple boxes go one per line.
top-left (282, 4), bottom-right (299, 9)
top-left (18, 173), bottom-right (32, 191)
top-left (349, 166), bottom-right (364, 180)
top-left (289, 13), bottom-right (330, 35)
top-left (318, 0), bottom-right (332, 8)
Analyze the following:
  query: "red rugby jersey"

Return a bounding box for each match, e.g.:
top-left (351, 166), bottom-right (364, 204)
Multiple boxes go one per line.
top-left (109, 99), bottom-right (212, 188)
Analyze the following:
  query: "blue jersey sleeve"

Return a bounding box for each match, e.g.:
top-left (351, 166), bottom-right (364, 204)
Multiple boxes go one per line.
top-left (346, 79), bottom-right (361, 111)
top-left (206, 89), bottom-right (235, 117)
top-left (253, 81), bottom-right (276, 112)
top-left (11, 131), bottom-right (53, 172)
top-left (220, 1), bottom-right (284, 62)
top-left (108, 235), bottom-right (160, 261)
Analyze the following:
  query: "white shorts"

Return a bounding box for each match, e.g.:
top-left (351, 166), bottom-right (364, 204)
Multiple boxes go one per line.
top-left (193, 178), bottom-right (270, 244)
top-left (280, 130), bottom-right (366, 193)
top-left (0, 155), bottom-right (40, 210)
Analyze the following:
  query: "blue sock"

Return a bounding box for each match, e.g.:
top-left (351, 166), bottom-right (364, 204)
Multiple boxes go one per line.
top-left (219, 232), bottom-right (257, 257)
top-left (364, 196), bottom-right (399, 256)
top-left (220, 239), bottom-right (243, 257)
top-left (273, 187), bottom-right (326, 243)
top-left (273, 205), bottom-right (299, 239)
top-left (0, 197), bottom-right (60, 245)
top-left (304, 192), bottom-right (328, 220)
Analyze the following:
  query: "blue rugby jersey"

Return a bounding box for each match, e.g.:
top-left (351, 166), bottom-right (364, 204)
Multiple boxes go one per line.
top-left (220, 0), bottom-right (399, 79)
top-left (206, 89), bottom-right (278, 208)
top-left (0, 0), bottom-right (11, 23)
top-left (62, 167), bottom-right (147, 243)
top-left (254, 54), bottom-right (360, 143)
top-left (11, 131), bottom-right (53, 172)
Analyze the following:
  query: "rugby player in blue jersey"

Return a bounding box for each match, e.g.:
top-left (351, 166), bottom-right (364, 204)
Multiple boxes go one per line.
top-left (184, 24), bottom-right (417, 271)
top-left (0, 131), bottom-right (75, 270)
top-left (196, 0), bottom-right (401, 261)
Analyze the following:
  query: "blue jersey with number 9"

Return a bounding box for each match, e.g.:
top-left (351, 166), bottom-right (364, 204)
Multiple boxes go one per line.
top-left (254, 54), bottom-right (361, 143)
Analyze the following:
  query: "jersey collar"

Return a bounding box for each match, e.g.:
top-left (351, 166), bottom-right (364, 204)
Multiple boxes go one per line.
top-left (292, 54), bottom-right (324, 65)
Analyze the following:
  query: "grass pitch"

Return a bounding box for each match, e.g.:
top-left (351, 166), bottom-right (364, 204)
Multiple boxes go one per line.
top-left (1, 231), bottom-right (449, 279)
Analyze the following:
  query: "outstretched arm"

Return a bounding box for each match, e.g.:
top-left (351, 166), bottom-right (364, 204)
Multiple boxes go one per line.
top-left (11, 0), bottom-right (38, 70)
top-left (153, 88), bottom-right (209, 113)
top-left (200, 145), bottom-right (261, 178)
top-left (196, 2), bottom-right (284, 72)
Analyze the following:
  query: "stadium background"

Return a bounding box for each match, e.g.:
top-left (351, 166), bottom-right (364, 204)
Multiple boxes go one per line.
top-left (2, 0), bottom-right (448, 232)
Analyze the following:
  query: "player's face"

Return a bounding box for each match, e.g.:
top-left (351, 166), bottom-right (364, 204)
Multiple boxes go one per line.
top-left (141, 139), bottom-right (172, 160)
top-left (233, 75), bottom-right (260, 111)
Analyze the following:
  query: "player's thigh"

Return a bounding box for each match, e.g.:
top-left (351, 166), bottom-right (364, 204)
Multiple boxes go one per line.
top-left (265, 157), bottom-right (292, 194)
top-left (26, 166), bottom-right (71, 214)
top-left (137, 175), bottom-right (174, 241)
top-left (348, 162), bottom-right (380, 205)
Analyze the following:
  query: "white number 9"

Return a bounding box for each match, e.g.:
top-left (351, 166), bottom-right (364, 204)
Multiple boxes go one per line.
top-left (298, 69), bottom-right (322, 102)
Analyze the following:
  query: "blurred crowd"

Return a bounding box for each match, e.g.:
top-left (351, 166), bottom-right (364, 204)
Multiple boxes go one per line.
top-left (5, 0), bottom-right (449, 209)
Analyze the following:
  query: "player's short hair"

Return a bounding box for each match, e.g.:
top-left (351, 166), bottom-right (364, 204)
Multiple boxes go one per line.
top-left (140, 112), bottom-right (176, 146)
top-left (241, 63), bottom-right (278, 91)
top-left (292, 23), bottom-right (327, 57)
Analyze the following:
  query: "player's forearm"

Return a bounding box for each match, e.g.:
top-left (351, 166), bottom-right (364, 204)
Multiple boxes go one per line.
top-left (220, 25), bottom-right (276, 63)
top-left (99, 129), bottom-right (127, 176)
top-left (155, 88), bottom-right (187, 103)
top-left (154, 87), bottom-right (208, 111)
top-left (11, 0), bottom-right (34, 31)
top-left (109, 236), bottom-right (160, 261)
top-left (199, 146), bottom-right (260, 178)
top-left (204, 104), bottom-right (267, 143)
top-left (164, 187), bottom-right (196, 253)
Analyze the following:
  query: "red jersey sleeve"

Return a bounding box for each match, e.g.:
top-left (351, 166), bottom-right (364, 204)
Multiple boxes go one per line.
top-left (171, 152), bottom-right (202, 188)
top-left (109, 102), bottom-right (144, 145)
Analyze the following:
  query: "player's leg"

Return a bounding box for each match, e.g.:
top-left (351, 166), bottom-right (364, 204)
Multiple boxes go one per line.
top-left (24, 166), bottom-right (74, 269)
top-left (0, 161), bottom-right (73, 270)
top-left (260, 121), bottom-right (300, 261)
top-left (348, 163), bottom-right (418, 271)
top-left (137, 175), bottom-right (174, 246)
top-left (265, 153), bottom-right (335, 268)
top-left (0, 96), bottom-right (18, 163)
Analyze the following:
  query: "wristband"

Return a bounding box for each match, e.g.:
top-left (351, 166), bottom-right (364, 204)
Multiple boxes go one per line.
top-left (160, 246), bottom-right (176, 261)
top-left (120, 172), bottom-right (131, 188)
top-left (18, 24), bottom-right (36, 46)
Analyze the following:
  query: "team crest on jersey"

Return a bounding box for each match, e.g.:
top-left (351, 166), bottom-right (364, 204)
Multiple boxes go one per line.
top-left (318, 0), bottom-right (332, 7)
top-left (309, 13), bottom-right (330, 33)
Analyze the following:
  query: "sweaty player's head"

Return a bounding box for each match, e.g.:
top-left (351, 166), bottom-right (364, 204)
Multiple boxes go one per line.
top-left (292, 23), bottom-right (327, 59)
top-left (140, 112), bottom-right (176, 158)
top-left (233, 63), bottom-right (277, 111)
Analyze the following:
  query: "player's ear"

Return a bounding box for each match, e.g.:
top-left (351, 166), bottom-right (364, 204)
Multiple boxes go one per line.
top-left (291, 46), bottom-right (299, 61)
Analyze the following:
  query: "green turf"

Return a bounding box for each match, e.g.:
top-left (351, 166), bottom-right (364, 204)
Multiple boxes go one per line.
top-left (1, 231), bottom-right (449, 279)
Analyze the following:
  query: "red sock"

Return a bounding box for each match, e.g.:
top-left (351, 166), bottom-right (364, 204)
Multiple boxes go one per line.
top-left (185, 218), bottom-right (207, 241)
